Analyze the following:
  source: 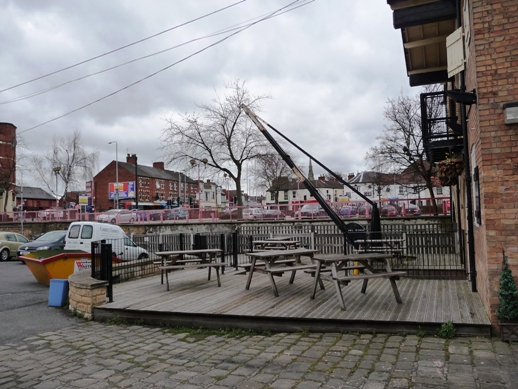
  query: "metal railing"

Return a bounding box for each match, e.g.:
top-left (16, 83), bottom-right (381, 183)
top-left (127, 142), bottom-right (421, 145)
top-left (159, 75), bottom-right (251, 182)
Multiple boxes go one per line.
top-left (3, 197), bottom-right (451, 226)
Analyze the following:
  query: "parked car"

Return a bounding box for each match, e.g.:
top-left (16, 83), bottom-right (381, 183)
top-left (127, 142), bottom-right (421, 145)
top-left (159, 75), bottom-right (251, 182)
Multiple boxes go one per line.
top-left (148, 209), bottom-right (170, 221)
top-left (357, 204), bottom-right (373, 216)
top-left (218, 208), bottom-right (238, 220)
top-left (0, 232), bottom-right (29, 261)
top-left (97, 209), bottom-right (136, 224)
top-left (17, 230), bottom-right (67, 258)
top-left (405, 203), bottom-right (421, 216)
top-left (263, 210), bottom-right (286, 219)
top-left (167, 208), bottom-right (189, 220)
top-left (339, 205), bottom-right (357, 217)
top-left (296, 204), bottom-right (327, 218)
top-left (381, 204), bottom-right (400, 217)
top-left (37, 209), bottom-right (65, 219)
top-left (243, 208), bottom-right (265, 220)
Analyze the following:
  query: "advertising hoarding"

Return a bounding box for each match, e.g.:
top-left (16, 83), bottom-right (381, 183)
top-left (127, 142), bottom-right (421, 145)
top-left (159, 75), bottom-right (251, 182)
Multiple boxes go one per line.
top-left (109, 181), bottom-right (135, 200)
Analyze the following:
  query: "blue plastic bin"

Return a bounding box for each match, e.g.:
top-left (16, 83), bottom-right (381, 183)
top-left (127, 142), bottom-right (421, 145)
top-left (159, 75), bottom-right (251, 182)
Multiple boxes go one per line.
top-left (48, 279), bottom-right (69, 307)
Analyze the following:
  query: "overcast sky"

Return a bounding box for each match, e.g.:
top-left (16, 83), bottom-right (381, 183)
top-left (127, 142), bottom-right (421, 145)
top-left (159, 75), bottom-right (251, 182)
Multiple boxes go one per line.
top-left (1, 0), bottom-right (414, 190)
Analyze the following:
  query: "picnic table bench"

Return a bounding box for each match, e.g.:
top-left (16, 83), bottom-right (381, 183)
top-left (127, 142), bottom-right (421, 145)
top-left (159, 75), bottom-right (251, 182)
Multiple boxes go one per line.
top-left (155, 249), bottom-right (225, 291)
top-left (245, 248), bottom-right (322, 297)
top-left (311, 253), bottom-right (407, 310)
top-left (252, 239), bottom-right (300, 251)
top-left (353, 238), bottom-right (405, 255)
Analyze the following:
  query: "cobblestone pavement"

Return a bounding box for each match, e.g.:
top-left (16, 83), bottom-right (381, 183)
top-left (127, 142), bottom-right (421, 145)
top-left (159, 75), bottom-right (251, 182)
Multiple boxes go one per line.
top-left (1, 321), bottom-right (517, 389)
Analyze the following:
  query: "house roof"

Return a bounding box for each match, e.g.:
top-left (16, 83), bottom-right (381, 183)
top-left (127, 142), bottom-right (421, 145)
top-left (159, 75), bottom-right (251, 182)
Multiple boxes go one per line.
top-left (117, 162), bottom-right (196, 184)
top-left (348, 171), bottom-right (395, 185)
top-left (15, 186), bottom-right (55, 200)
top-left (272, 178), bottom-right (344, 191)
top-left (386, 0), bottom-right (457, 86)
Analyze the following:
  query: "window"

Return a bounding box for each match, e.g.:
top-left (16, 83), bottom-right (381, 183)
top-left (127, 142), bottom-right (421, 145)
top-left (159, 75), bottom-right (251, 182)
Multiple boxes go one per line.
top-left (437, 187), bottom-right (443, 195)
top-left (398, 186), bottom-right (404, 195)
top-left (80, 225), bottom-right (93, 239)
top-left (271, 192), bottom-right (275, 201)
top-left (68, 225), bottom-right (80, 239)
top-left (284, 191), bottom-right (288, 200)
top-left (292, 191), bottom-right (297, 199)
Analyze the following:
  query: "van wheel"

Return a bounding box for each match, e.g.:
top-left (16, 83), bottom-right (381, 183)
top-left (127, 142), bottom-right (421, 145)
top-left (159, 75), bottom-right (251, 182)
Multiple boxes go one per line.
top-left (130, 218), bottom-right (135, 224)
top-left (138, 253), bottom-right (148, 260)
top-left (110, 218), bottom-right (116, 224)
top-left (0, 249), bottom-right (9, 261)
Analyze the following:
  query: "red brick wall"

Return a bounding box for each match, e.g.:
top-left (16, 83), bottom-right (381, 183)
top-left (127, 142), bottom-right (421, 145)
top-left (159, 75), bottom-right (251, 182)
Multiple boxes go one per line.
top-left (94, 162), bottom-right (198, 211)
top-left (0, 123), bottom-right (16, 188)
top-left (468, 0), bottom-right (518, 326)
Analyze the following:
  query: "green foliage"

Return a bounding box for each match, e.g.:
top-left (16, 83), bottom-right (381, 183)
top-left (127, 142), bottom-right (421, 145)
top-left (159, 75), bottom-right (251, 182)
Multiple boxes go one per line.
top-left (106, 315), bottom-right (127, 326)
top-left (164, 326), bottom-right (260, 341)
top-left (417, 327), bottom-right (427, 338)
top-left (497, 259), bottom-right (518, 322)
top-left (438, 321), bottom-right (456, 339)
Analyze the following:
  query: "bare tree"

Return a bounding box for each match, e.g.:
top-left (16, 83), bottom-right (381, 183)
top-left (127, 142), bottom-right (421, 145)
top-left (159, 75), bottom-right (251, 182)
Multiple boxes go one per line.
top-left (161, 80), bottom-right (271, 206)
top-left (251, 151), bottom-right (298, 204)
top-left (30, 130), bottom-right (98, 207)
top-left (368, 156), bottom-right (394, 200)
top-left (366, 85), bottom-right (443, 212)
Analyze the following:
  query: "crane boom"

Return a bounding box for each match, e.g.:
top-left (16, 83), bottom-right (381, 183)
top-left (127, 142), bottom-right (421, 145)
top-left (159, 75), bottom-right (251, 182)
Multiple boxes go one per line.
top-left (242, 104), bottom-right (383, 247)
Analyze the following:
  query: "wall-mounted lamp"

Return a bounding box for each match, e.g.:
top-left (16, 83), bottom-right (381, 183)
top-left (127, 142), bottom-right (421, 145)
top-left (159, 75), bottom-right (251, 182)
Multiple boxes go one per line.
top-left (503, 102), bottom-right (518, 125)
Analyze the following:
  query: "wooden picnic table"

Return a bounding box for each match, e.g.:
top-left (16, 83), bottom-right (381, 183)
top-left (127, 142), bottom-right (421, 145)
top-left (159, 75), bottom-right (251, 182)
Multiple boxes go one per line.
top-left (311, 253), bottom-right (407, 310)
top-left (244, 248), bottom-right (321, 297)
top-left (154, 248), bottom-right (225, 291)
top-left (252, 239), bottom-right (300, 251)
top-left (353, 238), bottom-right (405, 256)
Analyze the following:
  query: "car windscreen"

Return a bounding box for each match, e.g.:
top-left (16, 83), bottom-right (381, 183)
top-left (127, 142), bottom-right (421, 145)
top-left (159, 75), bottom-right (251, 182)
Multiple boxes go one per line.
top-left (36, 231), bottom-right (66, 241)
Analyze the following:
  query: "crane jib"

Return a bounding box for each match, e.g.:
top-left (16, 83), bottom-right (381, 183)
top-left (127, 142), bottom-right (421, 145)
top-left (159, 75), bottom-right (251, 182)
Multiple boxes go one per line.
top-left (241, 104), bottom-right (383, 247)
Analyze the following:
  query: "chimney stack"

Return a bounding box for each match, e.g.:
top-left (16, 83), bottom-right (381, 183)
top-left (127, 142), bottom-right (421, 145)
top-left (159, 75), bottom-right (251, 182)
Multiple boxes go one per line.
top-left (153, 162), bottom-right (165, 170)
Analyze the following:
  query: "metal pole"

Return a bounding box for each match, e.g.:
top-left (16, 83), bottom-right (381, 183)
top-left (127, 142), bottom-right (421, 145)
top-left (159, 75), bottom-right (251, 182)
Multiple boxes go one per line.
top-left (20, 171), bottom-right (23, 234)
top-left (109, 141), bottom-right (118, 209)
top-left (115, 142), bottom-right (118, 209)
top-left (134, 154), bottom-right (138, 210)
top-left (53, 166), bottom-right (61, 210)
top-left (198, 163), bottom-right (201, 221)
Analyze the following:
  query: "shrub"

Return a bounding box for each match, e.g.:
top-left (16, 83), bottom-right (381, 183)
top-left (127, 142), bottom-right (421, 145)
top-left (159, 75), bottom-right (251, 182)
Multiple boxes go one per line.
top-left (496, 253), bottom-right (518, 323)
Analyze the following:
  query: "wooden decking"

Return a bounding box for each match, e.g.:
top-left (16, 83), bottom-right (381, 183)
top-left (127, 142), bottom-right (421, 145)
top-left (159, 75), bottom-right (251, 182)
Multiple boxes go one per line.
top-left (94, 267), bottom-right (491, 336)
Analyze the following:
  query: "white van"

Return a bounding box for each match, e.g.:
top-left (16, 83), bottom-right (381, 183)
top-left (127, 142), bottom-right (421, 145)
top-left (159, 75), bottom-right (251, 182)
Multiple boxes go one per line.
top-left (65, 222), bottom-right (149, 261)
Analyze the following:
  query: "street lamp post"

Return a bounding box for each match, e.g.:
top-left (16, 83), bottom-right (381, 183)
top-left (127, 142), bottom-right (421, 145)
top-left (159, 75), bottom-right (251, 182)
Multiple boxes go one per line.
top-left (108, 141), bottom-right (118, 209)
top-left (190, 158), bottom-right (208, 221)
top-left (53, 166), bottom-right (61, 210)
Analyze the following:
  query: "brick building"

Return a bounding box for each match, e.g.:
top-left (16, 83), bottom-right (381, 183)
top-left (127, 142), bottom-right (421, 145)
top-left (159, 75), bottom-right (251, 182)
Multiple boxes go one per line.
top-left (15, 186), bottom-right (56, 211)
top-left (93, 154), bottom-right (200, 211)
top-left (386, 0), bottom-right (518, 330)
top-left (0, 122), bottom-right (16, 212)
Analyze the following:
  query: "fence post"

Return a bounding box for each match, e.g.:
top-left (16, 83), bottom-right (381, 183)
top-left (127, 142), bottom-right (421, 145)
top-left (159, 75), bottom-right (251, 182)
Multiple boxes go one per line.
top-left (220, 233), bottom-right (225, 274)
top-left (100, 243), bottom-right (113, 303)
top-left (232, 231), bottom-right (238, 269)
top-left (248, 235), bottom-right (253, 253)
top-left (179, 233), bottom-right (184, 251)
top-left (91, 241), bottom-right (98, 279)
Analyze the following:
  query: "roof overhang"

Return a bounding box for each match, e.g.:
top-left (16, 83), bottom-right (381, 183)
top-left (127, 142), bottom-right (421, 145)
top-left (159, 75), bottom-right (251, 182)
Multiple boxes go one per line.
top-left (387, 0), bottom-right (457, 86)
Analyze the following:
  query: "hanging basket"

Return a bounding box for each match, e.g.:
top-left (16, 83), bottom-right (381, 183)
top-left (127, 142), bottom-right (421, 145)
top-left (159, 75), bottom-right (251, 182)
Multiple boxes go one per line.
top-left (437, 158), bottom-right (464, 186)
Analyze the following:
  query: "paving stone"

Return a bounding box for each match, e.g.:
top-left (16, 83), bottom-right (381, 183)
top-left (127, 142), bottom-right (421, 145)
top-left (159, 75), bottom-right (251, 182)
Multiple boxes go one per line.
top-left (3, 322), bottom-right (518, 388)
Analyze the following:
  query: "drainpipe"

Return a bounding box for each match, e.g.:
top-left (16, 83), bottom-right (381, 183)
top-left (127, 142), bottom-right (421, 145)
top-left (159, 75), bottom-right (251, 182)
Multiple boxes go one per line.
top-left (457, 0), bottom-right (477, 292)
